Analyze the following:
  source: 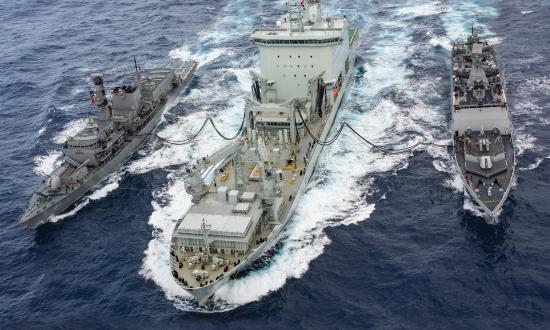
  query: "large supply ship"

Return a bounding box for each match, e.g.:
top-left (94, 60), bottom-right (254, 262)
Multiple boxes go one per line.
top-left (21, 59), bottom-right (197, 229)
top-left (451, 28), bottom-right (515, 218)
top-left (170, 0), bottom-right (359, 304)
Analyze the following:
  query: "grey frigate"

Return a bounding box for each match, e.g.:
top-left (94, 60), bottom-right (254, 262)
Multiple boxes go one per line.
top-left (21, 59), bottom-right (197, 229)
top-left (451, 28), bottom-right (515, 218)
top-left (170, 0), bottom-right (359, 305)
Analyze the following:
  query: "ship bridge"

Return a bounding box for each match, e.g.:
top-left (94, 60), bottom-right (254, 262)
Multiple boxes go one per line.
top-left (250, 0), bottom-right (356, 103)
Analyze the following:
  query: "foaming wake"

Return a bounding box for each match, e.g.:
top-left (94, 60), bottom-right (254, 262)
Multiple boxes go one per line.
top-left (33, 151), bottom-right (62, 176)
top-left (510, 76), bottom-right (550, 169)
top-left (519, 156), bottom-right (550, 171)
top-left (140, 0), bottom-right (457, 311)
top-left (52, 118), bottom-right (88, 144)
top-left (139, 0), bottom-right (258, 305)
top-left (395, 1), bottom-right (449, 18)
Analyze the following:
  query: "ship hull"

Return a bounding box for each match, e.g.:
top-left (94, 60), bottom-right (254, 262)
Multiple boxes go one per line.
top-left (452, 139), bottom-right (515, 219)
top-left (449, 57), bottom-right (515, 219)
top-left (21, 66), bottom-right (196, 229)
top-left (182, 50), bottom-right (357, 304)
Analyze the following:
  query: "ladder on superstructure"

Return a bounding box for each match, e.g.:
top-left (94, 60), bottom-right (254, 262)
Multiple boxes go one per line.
top-left (287, 0), bottom-right (304, 33)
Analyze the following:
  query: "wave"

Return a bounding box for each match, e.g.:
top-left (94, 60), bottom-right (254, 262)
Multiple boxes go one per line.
top-left (519, 155), bottom-right (549, 171)
top-left (52, 118), bottom-right (87, 144)
top-left (395, 1), bottom-right (449, 18)
top-left (440, 1), bottom-right (498, 41)
top-left (33, 150), bottom-right (62, 176)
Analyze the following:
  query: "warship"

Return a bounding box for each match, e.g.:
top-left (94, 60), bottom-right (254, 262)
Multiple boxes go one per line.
top-left (21, 59), bottom-right (197, 229)
top-left (170, 0), bottom-right (359, 304)
top-left (451, 28), bottom-right (515, 218)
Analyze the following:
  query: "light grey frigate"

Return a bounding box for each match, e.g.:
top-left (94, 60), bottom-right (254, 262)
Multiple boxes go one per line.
top-left (169, 0), bottom-right (359, 305)
top-left (451, 28), bottom-right (515, 218)
top-left (21, 59), bottom-right (197, 229)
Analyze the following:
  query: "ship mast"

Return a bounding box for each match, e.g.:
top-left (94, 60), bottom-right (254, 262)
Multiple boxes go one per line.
top-left (200, 218), bottom-right (212, 257)
top-left (287, 0), bottom-right (305, 34)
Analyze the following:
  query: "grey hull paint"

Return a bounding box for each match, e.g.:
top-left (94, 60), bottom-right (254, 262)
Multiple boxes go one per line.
top-left (453, 140), bottom-right (516, 219)
top-left (184, 50), bottom-right (357, 305)
top-left (21, 70), bottom-right (195, 229)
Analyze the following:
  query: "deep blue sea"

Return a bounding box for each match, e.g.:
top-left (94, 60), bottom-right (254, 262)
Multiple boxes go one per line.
top-left (1, 0), bottom-right (550, 328)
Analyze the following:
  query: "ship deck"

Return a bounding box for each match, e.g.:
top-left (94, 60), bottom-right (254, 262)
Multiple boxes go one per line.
top-left (171, 112), bottom-right (328, 289)
top-left (455, 131), bottom-right (514, 211)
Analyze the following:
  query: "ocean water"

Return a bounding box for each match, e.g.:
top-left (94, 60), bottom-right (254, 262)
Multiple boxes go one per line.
top-left (1, 0), bottom-right (550, 328)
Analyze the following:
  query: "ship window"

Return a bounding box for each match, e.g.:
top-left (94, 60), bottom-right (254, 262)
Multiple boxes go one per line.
top-left (311, 65), bottom-right (314, 68)
top-left (297, 65), bottom-right (300, 68)
top-left (310, 55), bottom-right (313, 58)
top-left (298, 55), bottom-right (301, 58)
top-left (289, 55), bottom-right (292, 58)
top-left (294, 74), bottom-right (297, 77)
top-left (277, 55), bottom-right (280, 58)
top-left (304, 75), bottom-right (307, 77)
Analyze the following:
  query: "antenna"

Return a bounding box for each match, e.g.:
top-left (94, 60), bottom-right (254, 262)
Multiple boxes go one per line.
top-left (471, 20), bottom-right (474, 36)
top-left (133, 56), bottom-right (139, 75)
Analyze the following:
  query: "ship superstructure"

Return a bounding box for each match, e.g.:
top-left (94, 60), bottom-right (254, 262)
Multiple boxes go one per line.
top-left (170, 0), bottom-right (359, 304)
top-left (21, 59), bottom-right (197, 228)
top-left (451, 29), bottom-right (515, 218)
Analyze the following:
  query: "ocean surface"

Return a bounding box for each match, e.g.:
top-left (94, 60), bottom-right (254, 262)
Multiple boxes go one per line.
top-left (1, 0), bottom-right (550, 328)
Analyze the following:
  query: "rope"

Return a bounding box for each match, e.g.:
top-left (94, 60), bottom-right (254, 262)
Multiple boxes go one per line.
top-left (295, 107), bottom-right (425, 154)
top-left (295, 106), bottom-right (346, 146)
top-left (155, 115), bottom-right (245, 145)
top-left (156, 108), bottom-right (446, 154)
top-left (344, 123), bottom-right (422, 154)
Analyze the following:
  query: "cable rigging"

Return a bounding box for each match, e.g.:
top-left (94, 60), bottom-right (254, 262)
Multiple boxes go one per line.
top-left (155, 108), bottom-right (444, 155)
top-left (155, 115), bottom-right (245, 145)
